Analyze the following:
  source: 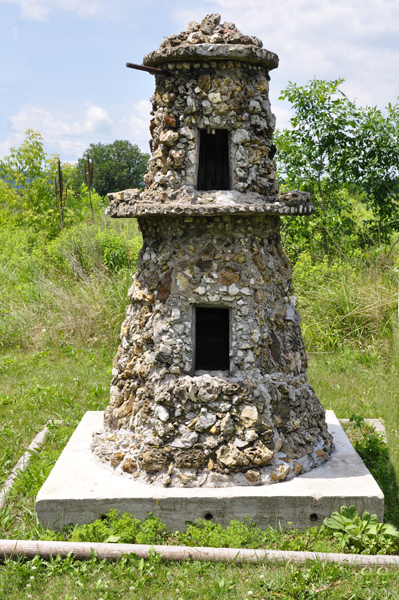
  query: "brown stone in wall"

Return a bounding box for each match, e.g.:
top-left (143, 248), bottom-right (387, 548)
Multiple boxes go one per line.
top-left (122, 458), bottom-right (137, 474)
top-left (162, 114), bottom-right (178, 130)
top-left (269, 331), bottom-right (281, 363)
top-left (174, 449), bottom-right (207, 470)
top-left (108, 415), bottom-right (118, 431)
top-left (255, 289), bottom-right (265, 303)
top-left (219, 267), bottom-right (239, 285)
top-left (198, 74), bottom-right (211, 91)
top-left (157, 269), bottom-right (173, 302)
top-left (111, 452), bottom-right (125, 467)
top-left (139, 448), bottom-right (172, 473)
top-left (253, 252), bottom-right (267, 271)
top-left (196, 259), bottom-right (213, 272)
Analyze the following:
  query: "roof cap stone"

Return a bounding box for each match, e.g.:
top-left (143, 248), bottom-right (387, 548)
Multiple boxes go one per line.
top-left (143, 14), bottom-right (279, 70)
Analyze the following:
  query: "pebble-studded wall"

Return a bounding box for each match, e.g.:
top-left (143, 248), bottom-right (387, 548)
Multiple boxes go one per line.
top-left (91, 14), bottom-right (334, 488)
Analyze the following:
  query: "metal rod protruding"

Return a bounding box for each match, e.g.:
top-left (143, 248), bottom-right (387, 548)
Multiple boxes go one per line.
top-left (126, 62), bottom-right (170, 76)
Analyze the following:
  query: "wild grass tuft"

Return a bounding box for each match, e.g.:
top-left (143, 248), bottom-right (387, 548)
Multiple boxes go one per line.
top-left (0, 216), bottom-right (141, 351)
top-left (292, 251), bottom-right (398, 352)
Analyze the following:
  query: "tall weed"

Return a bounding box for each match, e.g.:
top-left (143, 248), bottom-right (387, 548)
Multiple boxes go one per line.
top-left (292, 251), bottom-right (397, 350)
top-left (0, 262), bottom-right (133, 349)
top-left (0, 216), bottom-right (141, 350)
top-left (43, 215), bottom-right (141, 276)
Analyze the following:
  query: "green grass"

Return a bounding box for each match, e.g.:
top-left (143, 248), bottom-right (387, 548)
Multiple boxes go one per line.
top-left (292, 251), bottom-right (398, 352)
top-left (0, 215), bottom-right (140, 351)
top-left (1, 551), bottom-right (399, 599)
top-left (0, 347), bottom-right (112, 488)
top-left (307, 337), bottom-right (399, 526)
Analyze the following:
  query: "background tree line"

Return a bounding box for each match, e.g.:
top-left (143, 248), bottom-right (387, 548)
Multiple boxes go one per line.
top-left (0, 134), bottom-right (149, 243)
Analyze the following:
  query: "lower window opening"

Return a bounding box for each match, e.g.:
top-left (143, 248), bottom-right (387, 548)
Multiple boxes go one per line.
top-left (195, 307), bottom-right (230, 371)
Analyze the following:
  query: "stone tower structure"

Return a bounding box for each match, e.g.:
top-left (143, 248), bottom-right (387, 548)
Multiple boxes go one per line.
top-left (91, 14), bottom-right (334, 488)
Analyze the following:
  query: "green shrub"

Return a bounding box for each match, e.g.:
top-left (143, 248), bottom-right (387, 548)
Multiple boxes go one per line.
top-left (97, 228), bottom-right (131, 270)
top-left (352, 422), bottom-right (399, 527)
top-left (70, 510), bottom-right (166, 545)
top-left (44, 217), bottom-right (141, 276)
top-left (0, 214), bottom-right (141, 350)
top-left (323, 505), bottom-right (399, 554)
top-left (177, 517), bottom-right (266, 548)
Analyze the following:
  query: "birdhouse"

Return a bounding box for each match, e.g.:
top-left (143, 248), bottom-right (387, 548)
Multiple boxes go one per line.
top-left (91, 14), bottom-right (333, 488)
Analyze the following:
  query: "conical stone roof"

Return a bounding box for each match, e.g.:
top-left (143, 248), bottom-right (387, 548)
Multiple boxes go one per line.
top-left (143, 14), bottom-right (279, 70)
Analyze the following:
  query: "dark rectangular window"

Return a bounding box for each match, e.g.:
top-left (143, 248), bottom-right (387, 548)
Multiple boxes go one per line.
top-left (195, 307), bottom-right (230, 371)
top-left (197, 129), bottom-right (230, 191)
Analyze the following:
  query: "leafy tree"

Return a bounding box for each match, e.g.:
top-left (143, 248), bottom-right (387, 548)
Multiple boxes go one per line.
top-left (0, 130), bottom-right (61, 237)
top-left (280, 188), bottom-right (376, 262)
top-left (0, 129), bottom-right (51, 212)
top-left (275, 79), bottom-right (361, 256)
top-left (275, 79), bottom-right (399, 254)
top-left (0, 130), bottom-right (98, 239)
top-left (349, 102), bottom-right (399, 244)
top-left (72, 140), bottom-right (149, 198)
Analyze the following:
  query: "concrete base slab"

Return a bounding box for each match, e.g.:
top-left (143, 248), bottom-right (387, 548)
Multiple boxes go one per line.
top-left (35, 411), bottom-right (384, 531)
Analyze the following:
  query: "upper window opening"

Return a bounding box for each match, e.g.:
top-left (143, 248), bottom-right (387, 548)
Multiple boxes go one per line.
top-left (197, 129), bottom-right (230, 191)
top-left (195, 307), bottom-right (230, 371)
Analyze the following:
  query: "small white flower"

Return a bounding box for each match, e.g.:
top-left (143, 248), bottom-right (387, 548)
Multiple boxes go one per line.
top-left (129, 586), bottom-right (135, 591)
top-left (26, 584), bottom-right (31, 588)
top-left (30, 576), bottom-right (34, 580)
top-left (259, 574), bottom-right (264, 579)
top-left (31, 566), bottom-right (36, 570)
top-left (104, 585), bottom-right (109, 589)
top-left (247, 592), bottom-right (254, 596)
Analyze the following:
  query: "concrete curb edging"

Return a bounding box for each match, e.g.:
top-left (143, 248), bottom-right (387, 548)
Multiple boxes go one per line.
top-left (0, 421), bottom-right (61, 512)
top-left (1, 539), bottom-right (399, 566)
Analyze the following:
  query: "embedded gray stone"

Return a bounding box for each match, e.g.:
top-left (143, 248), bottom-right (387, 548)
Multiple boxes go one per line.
top-left (195, 409), bottom-right (217, 433)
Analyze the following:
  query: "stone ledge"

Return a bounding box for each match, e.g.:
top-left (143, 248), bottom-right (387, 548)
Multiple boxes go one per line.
top-left (106, 189), bottom-right (315, 219)
top-left (35, 411), bottom-right (384, 531)
top-left (143, 44), bottom-right (279, 70)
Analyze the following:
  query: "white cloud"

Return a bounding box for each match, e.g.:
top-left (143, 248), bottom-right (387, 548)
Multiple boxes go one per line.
top-left (134, 100), bottom-right (151, 122)
top-left (272, 106), bottom-right (293, 131)
top-left (83, 105), bottom-right (113, 134)
top-left (119, 100), bottom-right (151, 152)
top-left (0, 0), bottom-right (118, 21)
top-left (1, 101), bottom-right (150, 161)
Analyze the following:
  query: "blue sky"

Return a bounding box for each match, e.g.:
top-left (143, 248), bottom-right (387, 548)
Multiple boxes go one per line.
top-left (1, 0), bottom-right (398, 162)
